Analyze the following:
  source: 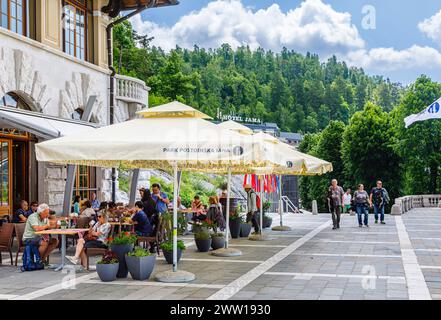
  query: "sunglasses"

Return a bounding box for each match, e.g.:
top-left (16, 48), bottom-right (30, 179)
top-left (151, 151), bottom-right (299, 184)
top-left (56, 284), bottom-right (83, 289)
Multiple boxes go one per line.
top-left (98, 215), bottom-right (103, 218)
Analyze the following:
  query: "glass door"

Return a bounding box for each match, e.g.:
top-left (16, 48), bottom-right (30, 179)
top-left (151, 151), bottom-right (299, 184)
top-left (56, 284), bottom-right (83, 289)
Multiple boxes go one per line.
top-left (0, 139), bottom-right (12, 216)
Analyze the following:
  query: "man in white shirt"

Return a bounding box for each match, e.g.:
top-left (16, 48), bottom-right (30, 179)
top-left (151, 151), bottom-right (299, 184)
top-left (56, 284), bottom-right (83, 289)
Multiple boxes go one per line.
top-left (343, 189), bottom-right (352, 214)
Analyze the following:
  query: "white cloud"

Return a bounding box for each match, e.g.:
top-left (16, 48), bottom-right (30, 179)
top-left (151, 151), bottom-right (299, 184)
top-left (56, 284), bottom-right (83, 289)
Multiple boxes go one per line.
top-left (345, 45), bottom-right (441, 72)
top-left (418, 9), bottom-right (441, 44)
top-left (131, 0), bottom-right (364, 55)
top-left (130, 0), bottom-right (441, 80)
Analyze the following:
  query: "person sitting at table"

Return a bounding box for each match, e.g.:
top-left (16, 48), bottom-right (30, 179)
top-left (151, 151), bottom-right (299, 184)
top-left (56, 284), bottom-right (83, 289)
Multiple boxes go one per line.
top-left (66, 211), bottom-right (111, 268)
top-left (90, 193), bottom-right (100, 213)
top-left (191, 195), bottom-right (204, 211)
top-left (132, 201), bottom-right (153, 237)
top-left (29, 201), bottom-right (39, 215)
top-left (12, 200), bottom-right (30, 223)
top-left (22, 204), bottom-right (59, 264)
top-left (80, 200), bottom-right (95, 218)
top-left (73, 195), bottom-right (81, 215)
top-left (207, 196), bottom-right (225, 232)
top-left (168, 196), bottom-right (186, 211)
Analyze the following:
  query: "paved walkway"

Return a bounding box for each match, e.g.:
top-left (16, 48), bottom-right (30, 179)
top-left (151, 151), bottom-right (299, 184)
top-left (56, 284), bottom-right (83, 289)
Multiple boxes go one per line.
top-left (1, 208), bottom-right (441, 300)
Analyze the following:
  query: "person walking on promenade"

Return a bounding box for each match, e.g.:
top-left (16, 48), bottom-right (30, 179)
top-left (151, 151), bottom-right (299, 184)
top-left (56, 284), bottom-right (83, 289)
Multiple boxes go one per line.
top-left (327, 179), bottom-right (344, 230)
top-left (244, 184), bottom-right (260, 234)
top-left (370, 180), bottom-right (390, 224)
top-left (343, 189), bottom-right (352, 214)
top-left (354, 184), bottom-right (371, 227)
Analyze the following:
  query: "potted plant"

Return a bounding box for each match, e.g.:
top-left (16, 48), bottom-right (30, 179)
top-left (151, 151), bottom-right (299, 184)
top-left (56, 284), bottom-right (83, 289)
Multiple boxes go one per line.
top-left (229, 208), bottom-right (242, 238)
top-left (257, 201), bottom-right (273, 229)
top-left (194, 229), bottom-right (212, 252)
top-left (211, 232), bottom-right (225, 250)
top-left (160, 240), bottom-right (186, 264)
top-left (96, 250), bottom-right (119, 282)
top-left (126, 246), bottom-right (156, 281)
top-left (109, 232), bottom-right (137, 278)
top-left (240, 214), bottom-right (252, 237)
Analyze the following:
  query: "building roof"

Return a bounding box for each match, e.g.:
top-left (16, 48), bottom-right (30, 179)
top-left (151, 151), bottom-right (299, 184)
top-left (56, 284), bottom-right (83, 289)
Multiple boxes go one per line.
top-left (279, 132), bottom-right (303, 141)
top-left (102, 0), bottom-right (179, 18)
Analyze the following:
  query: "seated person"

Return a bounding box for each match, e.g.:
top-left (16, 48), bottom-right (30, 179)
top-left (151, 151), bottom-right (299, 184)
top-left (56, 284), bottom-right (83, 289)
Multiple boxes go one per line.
top-left (80, 200), bottom-right (95, 218)
top-left (90, 192), bottom-right (100, 213)
top-left (73, 195), bottom-right (81, 215)
top-left (22, 204), bottom-right (59, 264)
top-left (66, 211), bottom-right (111, 268)
top-left (13, 200), bottom-right (30, 223)
top-left (191, 195), bottom-right (204, 211)
top-left (207, 196), bottom-right (225, 232)
top-left (28, 201), bottom-right (39, 215)
top-left (132, 201), bottom-right (153, 237)
top-left (168, 196), bottom-right (186, 211)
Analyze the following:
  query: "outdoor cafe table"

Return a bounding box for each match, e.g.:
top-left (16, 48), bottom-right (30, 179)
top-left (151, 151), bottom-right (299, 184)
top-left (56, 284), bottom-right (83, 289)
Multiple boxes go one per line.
top-left (35, 228), bottom-right (89, 271)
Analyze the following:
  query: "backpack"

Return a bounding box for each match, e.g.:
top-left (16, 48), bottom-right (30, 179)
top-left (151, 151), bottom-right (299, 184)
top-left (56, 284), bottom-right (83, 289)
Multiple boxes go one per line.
top-left (21, 241), bottom-right (44, 272)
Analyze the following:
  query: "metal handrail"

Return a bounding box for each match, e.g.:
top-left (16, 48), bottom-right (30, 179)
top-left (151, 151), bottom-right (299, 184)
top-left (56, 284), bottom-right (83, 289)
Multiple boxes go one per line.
top-left (281, 196), bottom-right (300, 214)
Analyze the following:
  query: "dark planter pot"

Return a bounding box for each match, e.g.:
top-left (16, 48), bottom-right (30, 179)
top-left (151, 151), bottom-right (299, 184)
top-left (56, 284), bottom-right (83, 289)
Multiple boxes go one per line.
top-left (110, 244), bottom-right (134, 278)
top-left (162, 249), bottom-right (183, 264)
top-left (240, 223), bottom-right (252, 237)
top-left (229, 219), bottom-right (241, 238)
top-left (96, 263), bottom-right (119, 282)
top-left (257, 215), bottom-right (273, 229)
top-left (195, 238), bottom-right (212, 252)
top-left (219, 197), bottom-right (239, 219)
top-left (211, 236), bottom-right (225, 250)
top-left (126, 255), bottom-right (156, 280)
top-left (264, 216), bottom-right (273, 228)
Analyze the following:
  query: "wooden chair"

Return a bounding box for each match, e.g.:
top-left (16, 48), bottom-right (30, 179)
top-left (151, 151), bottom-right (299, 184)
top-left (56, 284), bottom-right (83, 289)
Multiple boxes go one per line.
top-left (137, 216), bottom-right (165, 255)
top-left (0, 223), bottom-right (14, 265)
top-left (14, 223), bottom-right (26, 266)
top-left (85, 224), bottom-right (114, 270)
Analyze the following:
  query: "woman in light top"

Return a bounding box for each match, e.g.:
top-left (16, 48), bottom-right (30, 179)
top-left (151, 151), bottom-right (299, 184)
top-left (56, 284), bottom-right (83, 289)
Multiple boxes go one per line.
top-left (66, 211), bottom-right (111, 269)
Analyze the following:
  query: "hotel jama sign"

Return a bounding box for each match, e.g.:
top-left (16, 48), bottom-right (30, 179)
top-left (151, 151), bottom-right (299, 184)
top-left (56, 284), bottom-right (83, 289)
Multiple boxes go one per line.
top-left (217, 109), bottom-right (262, 124)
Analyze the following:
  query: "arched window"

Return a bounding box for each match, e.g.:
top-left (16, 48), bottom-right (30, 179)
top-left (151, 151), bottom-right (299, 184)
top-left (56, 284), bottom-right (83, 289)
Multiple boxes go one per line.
top-left (0, 92), bottom-right (32, 110)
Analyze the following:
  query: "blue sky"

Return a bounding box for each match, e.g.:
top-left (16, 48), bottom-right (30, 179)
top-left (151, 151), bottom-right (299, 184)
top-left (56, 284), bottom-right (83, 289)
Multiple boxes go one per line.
top-left (131, 0), bottom-right (441, 84)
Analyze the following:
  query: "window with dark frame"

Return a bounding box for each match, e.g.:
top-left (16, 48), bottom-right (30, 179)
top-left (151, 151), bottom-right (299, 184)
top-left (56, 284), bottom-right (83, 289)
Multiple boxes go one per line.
top-left (63, 0), bottom-right (88, 61)
top-left (0, 0), bottom-right (27, 36)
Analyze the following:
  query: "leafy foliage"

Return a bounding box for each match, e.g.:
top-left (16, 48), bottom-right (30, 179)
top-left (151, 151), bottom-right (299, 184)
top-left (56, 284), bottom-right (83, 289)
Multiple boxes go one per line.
top-left (97, 250), bottom-right (118, 264)
top-left (342, 102), bottom-right (401, 203)
top-left (110, 232), bottom-right (137, 245)
top-left (127, 246), bottom-right (151, 257)
top-left (160, 239), bottom-right (186, 251)
top-left (113, 22), bottom-right (402, 134)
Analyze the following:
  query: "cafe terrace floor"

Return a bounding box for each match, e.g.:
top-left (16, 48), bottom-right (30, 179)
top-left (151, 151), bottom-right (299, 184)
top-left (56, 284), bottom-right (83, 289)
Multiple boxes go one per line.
top-left (1, 209), bottom-right (441, 300)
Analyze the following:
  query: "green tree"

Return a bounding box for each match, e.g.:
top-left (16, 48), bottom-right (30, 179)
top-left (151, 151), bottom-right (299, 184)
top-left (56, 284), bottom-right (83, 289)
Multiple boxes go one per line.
top-left (342, 102), bottom-right (401, 202)
top-left (392, 76), bottom-right (441, 194)
top-left (299, 121), bottom-right (346, 211)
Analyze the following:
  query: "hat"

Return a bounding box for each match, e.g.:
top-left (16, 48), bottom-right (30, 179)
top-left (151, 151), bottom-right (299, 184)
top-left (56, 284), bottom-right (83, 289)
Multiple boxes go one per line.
top-left (244, 184), bottom-right (252, 189)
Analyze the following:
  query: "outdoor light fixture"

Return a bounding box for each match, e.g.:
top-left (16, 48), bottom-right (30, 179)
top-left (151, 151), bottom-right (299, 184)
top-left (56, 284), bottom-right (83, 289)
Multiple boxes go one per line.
top-left (102, 0), bottom-right (180, 18)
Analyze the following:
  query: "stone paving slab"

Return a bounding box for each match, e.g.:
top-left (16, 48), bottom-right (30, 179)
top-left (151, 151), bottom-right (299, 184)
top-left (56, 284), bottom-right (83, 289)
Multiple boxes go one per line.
top-left (1, 209), bottom-right (441, 300)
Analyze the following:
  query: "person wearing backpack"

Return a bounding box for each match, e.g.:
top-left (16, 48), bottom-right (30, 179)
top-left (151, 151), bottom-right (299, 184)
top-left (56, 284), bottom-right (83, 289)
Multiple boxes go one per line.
top-left (22, 204), bottom-right (59, 268)
top-left (244, 184), bottom-right (260, 234)
top-left (370, 180), bottom-right (389, 224)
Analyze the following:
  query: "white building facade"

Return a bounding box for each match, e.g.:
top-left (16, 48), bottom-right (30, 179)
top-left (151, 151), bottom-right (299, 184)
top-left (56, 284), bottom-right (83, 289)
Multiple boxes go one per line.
top-left (0, 0), bottom-right (150, 216)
